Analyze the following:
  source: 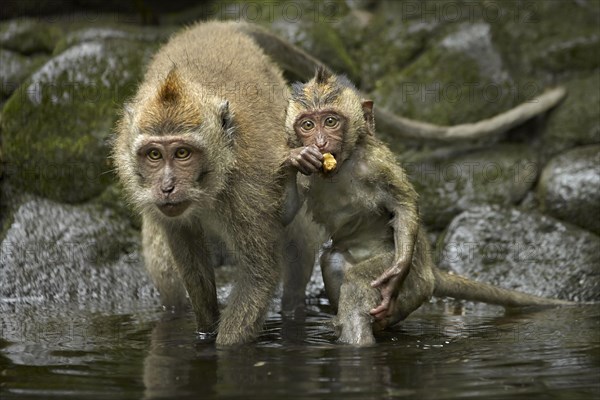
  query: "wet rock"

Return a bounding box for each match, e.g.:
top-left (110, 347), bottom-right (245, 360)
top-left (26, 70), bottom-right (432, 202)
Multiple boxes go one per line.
top-left (0, 196), bottom-right (158, 310)
top-left (537, 145), bottom-right (600, 235)
top-left (541, 73), bottom-right (600, 160)
top-left (406, 144), bottom-right (539, 229)
top-left (0, 18), bottom-right (62, 54)
top-left (437, 205), bottom-right (600, 302)
top-left (0, 49), bottom-right (47, 99)
top-left (1, 36), bottom-right (159, 203)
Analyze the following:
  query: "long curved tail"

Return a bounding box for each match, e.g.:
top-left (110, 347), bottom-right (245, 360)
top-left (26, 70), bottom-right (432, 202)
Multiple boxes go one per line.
top-left (432, 269), bottom-right (573, 307)
top-left (237, 23), bottom-right (567, 143)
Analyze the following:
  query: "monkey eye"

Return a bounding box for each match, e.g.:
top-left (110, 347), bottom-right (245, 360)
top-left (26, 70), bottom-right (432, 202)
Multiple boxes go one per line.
top-left (175, 147), bottom-right (191, 159)
top-left (324, 116), bottom-right (339, 128)
top-left (147, 148), bottom-right (162, 161)
top-left (301, 120), bottom-right (315, 131)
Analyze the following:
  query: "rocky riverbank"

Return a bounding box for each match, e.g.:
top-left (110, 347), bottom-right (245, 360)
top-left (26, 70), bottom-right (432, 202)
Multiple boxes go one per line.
top-left (1, 1), bottom-right (598, 310)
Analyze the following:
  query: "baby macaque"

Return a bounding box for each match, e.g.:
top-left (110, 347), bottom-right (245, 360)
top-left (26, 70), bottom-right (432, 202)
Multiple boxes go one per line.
top-left (284, 67), bottom-right (570, 345)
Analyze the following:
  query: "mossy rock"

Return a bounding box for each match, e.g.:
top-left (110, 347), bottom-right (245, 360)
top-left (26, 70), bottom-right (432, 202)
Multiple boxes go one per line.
top-left (0, 18), bottom-right (63, 54)
top-left (437, 205), bottom-right (600, 302)
top-left (490, 1), bottom-right (600, 79)
top-left (271, 15), bottom-right (359, 83)
top-left (354, 7), bottom-right (430, 91)
top-left (540, 72), bottom-right (600, 160)
top-left (1, 37), bottom-right (158, 203)
top-left (537, 145), bottom-right (600, 235)
top-left (0, 49), bottom-right (48, 99)
top-left (54, 25), bottom-right (175, 55)
top-left (372, 22), bottom-right (516, 126)
top-left (407, 144), bottom-right (539, 230)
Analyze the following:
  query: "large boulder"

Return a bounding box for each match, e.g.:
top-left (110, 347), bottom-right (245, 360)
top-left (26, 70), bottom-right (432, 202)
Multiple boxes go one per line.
top-left (1, 30), bottom-right (160, 203)
top-left (490, 1), bottom-right (600, 79)
top-left (437, 205), bottom-right (600, 302)
top-left (0, 195), bottom-right (158, 310)
top-left (406, 144), bottom-right (539, 229)
top-left (0, 49), bottom-right (47, 99)
top-left (537, 145), bottom-right (600, 235)
top-left (0, 18), bottom-right (62, 54)
top-left (540, 73), bottom-right (600, 160)
top-left (372, 21), bottom-right (516, 126)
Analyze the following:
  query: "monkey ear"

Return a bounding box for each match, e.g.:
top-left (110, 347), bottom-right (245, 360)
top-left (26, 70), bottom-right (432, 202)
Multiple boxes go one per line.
top-left (362, 100), bottom-right (375, 136)
top-left (219, 100), bottom-right (235, 141)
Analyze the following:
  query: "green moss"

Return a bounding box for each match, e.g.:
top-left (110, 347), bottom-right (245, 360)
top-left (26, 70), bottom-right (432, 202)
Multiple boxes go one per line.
top-left (1, 37), bottom-right (157, 203)
top-left (0, 50), bottom-right (49, 99)
top-left (0, 18), bottom-right (63, 54)
top-left (373, 41), bottom-right (515, 126)
top-left (490, 1), bottom-right (600, 80)
top-left (541, 72), bottom-right (600, 161)
top-left (53, 25), bottom-right (174, 55)
top-left (353, 11), bottom-right (429, 90)
top-left (301, 21), bottom-right (360, 81)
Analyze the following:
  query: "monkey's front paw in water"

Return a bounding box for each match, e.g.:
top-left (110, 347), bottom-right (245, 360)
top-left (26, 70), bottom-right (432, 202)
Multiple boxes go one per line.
top-left (215, 331), bottom-right (247, 347)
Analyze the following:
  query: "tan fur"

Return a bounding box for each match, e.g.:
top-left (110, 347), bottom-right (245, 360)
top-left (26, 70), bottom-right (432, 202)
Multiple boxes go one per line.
top-left (113, 21), bottom-right (315, 346)
top-left (286, 69), bottom-right (571, 346)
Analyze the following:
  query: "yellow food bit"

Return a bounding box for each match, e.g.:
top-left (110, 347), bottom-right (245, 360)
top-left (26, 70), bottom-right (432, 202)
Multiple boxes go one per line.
top-left (322, 153), bottom-right (337, 172)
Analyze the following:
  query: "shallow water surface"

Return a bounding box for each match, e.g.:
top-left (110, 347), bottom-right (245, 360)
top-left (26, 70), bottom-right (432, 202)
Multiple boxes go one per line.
top-left (1, 301), bottom-right (599, 399)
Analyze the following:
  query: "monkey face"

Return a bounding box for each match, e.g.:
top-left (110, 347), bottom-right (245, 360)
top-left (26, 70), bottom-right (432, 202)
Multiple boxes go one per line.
top-left (293, 110), bottom-right (346, 166)
top-left (115, 70), bottom-right (237, 219)
top-left (135, 138), bottom-right (207, 217)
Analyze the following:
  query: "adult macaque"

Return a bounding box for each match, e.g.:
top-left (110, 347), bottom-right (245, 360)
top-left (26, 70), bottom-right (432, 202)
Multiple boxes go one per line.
top-left (284, 68), bottom-right (571, 345)
top-left (113, 21), bottom-right (318, 346)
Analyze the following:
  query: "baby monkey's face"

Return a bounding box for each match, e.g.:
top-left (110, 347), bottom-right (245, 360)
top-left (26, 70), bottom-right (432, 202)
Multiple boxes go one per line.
top-left (293, 109), bottom-right (346, 163)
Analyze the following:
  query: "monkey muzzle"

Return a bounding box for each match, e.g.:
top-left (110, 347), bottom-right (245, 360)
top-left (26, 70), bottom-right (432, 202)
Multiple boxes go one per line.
top-left (157, 201), bottom-right (191, 217)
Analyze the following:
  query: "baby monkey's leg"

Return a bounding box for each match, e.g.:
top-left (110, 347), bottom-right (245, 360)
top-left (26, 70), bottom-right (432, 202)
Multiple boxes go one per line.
top-left (322, 249), bottom-right (393, 345)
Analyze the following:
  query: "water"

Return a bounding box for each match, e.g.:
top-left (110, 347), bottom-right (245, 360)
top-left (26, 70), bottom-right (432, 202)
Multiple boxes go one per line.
top-left (1, 300), bottom-right (599, 399)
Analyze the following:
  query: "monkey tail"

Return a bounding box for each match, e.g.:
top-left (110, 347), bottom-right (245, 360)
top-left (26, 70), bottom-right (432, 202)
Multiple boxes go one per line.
top-left (432, 269), bottom-right (574, 307)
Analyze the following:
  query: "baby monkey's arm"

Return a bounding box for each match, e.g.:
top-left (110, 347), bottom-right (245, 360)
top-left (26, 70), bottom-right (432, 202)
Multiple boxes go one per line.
top-left (281, 145), bottom-right (322, 225)
top-left (370, 175), bottom-right (420, 320)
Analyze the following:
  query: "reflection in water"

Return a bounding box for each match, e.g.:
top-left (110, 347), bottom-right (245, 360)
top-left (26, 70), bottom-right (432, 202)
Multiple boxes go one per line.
top-left (1, 301), bottom-right (599, 399)
top-left (143, 312), bottom-right (218, 399)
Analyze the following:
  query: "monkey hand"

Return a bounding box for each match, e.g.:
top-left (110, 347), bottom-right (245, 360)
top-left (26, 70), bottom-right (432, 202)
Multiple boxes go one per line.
top-left (288, 145), bottom-right (323, 175)
top-left (369, 262), bottom-right (410, 320)
top-left (369, 274), bottom-right (399, 320)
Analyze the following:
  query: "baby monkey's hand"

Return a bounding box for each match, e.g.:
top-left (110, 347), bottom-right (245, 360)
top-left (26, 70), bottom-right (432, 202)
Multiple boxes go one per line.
top-left (369, 261), bottom-right (411, 320)
top-left (288, 145), bottom-right (324, 175)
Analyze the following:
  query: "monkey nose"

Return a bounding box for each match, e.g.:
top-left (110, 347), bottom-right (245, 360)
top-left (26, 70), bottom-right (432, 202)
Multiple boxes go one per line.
top-left (161, 185), bottom-right (175, 194)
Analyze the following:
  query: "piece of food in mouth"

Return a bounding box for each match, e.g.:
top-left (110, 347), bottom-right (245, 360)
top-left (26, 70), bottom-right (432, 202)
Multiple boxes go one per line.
top-left (322, 152), bottom-right (337, 172)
